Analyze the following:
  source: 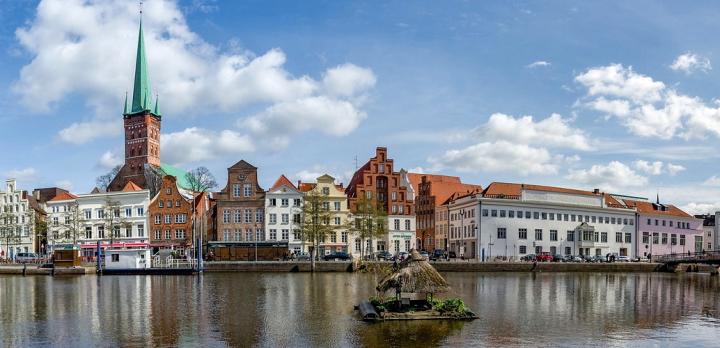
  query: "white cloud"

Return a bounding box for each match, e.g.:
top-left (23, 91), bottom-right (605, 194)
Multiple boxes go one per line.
top-left (681, 202), bottom-right (720, 215)
top-left (295, 166), bottom-right (352, 185)
top-left (58, 120), bottom-right (122, 144)
top-left (428, 141), bottom-right (563, 176)
top-left (670, 53), bottom-right (711, 74)
top-left (566, 161), bottom-right (648, 192)
top-left (576, 64), bottom-right (720, 139)
top-left (633, 160), bottom-right (663, 175)
top-left (98, 151), bottom-right (122, 170)
top-left (526, 61), bottom-right (551, 68)
top-left (703, 175), bottom-right (720, 187)
top-left (480, 113), bottom-right (592, 151)
top-left (161, 127), bottom-right (254, 165)
top-left (666, 163), bottom-right (685, 176)
top-left (16, 0), bottom-right (375, 146)
top-left (5, 168), bottom-right (38, 183)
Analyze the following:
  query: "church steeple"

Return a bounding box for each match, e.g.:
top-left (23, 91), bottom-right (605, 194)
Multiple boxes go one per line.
top-left (127, 20), bottom-right (155, 116)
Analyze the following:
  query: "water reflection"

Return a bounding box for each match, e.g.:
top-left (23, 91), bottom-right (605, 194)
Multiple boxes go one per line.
top-left (1, 272), bottom-right (719, 347)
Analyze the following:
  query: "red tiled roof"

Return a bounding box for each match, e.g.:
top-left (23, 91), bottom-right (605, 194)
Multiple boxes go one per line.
top-left (269, 174), bottom-right (297, 192)
top-left (482, 182), bottom-right (627, 208)
top-left (48, 191), bottom-right (77, 202)
top-left (298, 183), bottom-right (316, 192)
top-left (122, 181), bottom-right (143, 192)
top-left (622, 199), bottom-right (693, 218)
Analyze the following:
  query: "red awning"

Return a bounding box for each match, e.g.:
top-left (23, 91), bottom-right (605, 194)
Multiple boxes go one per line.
top-left (80, 242), bottom-right (150, 249)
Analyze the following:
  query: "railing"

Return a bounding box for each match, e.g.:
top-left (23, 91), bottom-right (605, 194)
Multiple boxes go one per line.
top-left (653, 250), bottom-right (720, 263)
top-left (152, 253), bottom-right (196, 269)
top-left (482, 194), bottom-right (520, 200)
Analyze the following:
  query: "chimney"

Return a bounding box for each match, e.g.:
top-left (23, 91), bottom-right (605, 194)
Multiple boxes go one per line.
top-left (593, 188), bottom-right (600, 194)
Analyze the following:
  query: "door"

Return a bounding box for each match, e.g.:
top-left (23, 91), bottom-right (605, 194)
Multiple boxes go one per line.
top-left (695, 236), bottom-right (703, 252)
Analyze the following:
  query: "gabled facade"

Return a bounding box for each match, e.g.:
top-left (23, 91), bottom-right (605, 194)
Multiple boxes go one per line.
top-left (214, 160), bottom-right (265, 242)
top-left (623, 198), bottom-right (703, 257)
top-left (346, 147), bottom-right (416, 255)
top-left (299, 174), bottom-right (352, 255)
top-left (448, 182), bottom-right (637, 260)
top-left (265, 175), bottom-right (303, 252)
top-left (0, 179), bottom-right (36, 258)
top-left (695, 212), bottom-right (718, 251)
top-left (149, 176), bottom-right (193, 255)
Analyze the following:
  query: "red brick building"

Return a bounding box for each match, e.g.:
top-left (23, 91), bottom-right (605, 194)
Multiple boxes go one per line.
top-left (213, 160), bottom-right (265, 243)
top-left (149, 176), bottom-right (191, 255)
top-left (346, 147), bottom-right (416, 254)
top-left (407, 174), bottom-right (481, 252)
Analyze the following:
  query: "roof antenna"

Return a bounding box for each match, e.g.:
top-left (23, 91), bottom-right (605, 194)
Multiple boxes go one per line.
top-left (139, 1), bottom-right (143, 20)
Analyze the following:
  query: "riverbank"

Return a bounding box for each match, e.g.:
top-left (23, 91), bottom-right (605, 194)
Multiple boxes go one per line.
top-left (0, 261), bottom-right (668, 275)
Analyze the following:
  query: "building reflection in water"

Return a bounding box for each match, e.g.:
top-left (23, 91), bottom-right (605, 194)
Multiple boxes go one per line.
top-left (1, 272), bottom-right (719, 347)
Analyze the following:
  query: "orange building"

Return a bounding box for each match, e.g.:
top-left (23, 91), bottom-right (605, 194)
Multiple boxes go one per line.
top-left (149, 176), bottom-right (192, 255)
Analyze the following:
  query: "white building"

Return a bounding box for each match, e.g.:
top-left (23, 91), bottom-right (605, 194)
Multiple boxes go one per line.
top-left (447, 182), bottom-right (637, 260)
top-left (299, 174), bottom-right (353, 256)
top-left (265, 175), bottom-right (303, 253)
top-left (46, 182), bottom-right (150, 259)
top-left (0, 179), bottom-right (35, 258)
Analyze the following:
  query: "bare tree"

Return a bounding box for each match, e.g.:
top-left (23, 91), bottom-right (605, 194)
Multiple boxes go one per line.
top-left (185, 167), bottom-right (218, 193)
top-left (96, 165), bottom-right (122, 192)
top-left (101, 196), bottom-right (127, 245)
top-left (60, 202), bottom-right (86, 245)
top-left (300, 189), bottom-right (337, 271)
top-left (346, 194), bottom-right (388, 261)
top-left (144, 165), bottom-right (165, 198)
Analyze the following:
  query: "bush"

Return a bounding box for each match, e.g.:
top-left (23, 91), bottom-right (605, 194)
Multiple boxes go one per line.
top-left (433, 298), bottom-right (470, 316)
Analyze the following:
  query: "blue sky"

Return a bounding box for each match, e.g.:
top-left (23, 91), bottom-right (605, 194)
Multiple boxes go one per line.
top-left (1, 0), bottom-right (719, 213)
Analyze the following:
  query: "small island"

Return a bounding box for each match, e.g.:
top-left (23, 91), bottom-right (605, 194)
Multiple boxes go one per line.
top-left (358, 250), bottom-right (477, 321)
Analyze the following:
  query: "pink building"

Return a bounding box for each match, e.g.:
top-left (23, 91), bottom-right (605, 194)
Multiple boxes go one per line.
top-left (624, 198), bottom-right (703, 258)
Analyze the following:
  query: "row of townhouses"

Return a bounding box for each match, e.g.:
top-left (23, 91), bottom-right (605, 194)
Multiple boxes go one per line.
top-left (1, 19), bottom-right (717, 260)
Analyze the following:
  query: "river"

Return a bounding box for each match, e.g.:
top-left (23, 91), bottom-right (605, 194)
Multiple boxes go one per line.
top-left (1, 272), bottom-right (719, 347)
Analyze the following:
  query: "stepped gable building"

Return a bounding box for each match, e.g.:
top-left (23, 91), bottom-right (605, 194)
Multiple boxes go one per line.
top-left (213, 160), bottom-right (265, 243)
top-left (447, 182), bottom-right (637, 260)
top-left (148, 176), bottom-right (193, 255)
top-left (0, 179), bottom-right (37, 257)
top-left (623, 197), bottom-right (703, 257)
top-left (298, 174), bottom-right (352, 256)
top-left (108, 20), bottom-right (162, 192)
top-left (346, 147), bottom-right (416, 254)
top-left (407, 173), bottom-right (481, 252)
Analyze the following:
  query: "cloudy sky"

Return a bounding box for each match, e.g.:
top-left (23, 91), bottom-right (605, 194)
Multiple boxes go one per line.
top-left (1, 0), bottom-right (719, 214)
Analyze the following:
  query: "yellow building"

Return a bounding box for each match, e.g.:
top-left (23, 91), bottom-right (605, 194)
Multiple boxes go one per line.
top-left (298, 174), bottom-right (352, 256)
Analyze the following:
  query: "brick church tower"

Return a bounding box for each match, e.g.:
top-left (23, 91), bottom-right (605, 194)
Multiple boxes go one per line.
top-left (108, 20), bottom-right (162, 192)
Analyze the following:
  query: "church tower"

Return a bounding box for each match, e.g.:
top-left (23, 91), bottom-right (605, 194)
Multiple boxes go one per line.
top-left (108, 20), bottom-right (161, 192)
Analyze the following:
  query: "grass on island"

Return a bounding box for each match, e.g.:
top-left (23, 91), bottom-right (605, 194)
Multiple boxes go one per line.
top-left (368, 296), bottom-right (474, 318)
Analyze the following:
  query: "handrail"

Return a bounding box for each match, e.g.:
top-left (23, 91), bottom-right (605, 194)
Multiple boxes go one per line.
top-left (653, 250), bottom-right (720, 263)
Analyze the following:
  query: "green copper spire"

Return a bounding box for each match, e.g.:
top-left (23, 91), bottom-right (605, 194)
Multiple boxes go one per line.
top-left (123, 92), bottom-right (129, 114)
top-left (153, 94), bottom-right (161, 115)
top-left (129, 20), bottom-right (153, 115)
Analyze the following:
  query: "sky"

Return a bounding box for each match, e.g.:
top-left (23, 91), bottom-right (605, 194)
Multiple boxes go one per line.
top-left (0, 0), bottom-right (719, 214)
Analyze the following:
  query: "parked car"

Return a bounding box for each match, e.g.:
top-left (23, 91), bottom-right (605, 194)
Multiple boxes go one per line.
top-left (448, 251), bottom-right (457, 259)
top-left (16, 252), bottom-right (41, 263)
top-left (552, 254), bottom-right (564, 262)
top-left (395, 251), bottom-right (409, 261)
top-left (323, 252), bottom-right (351, 261)
top-left (590, 255), bottom-right (605, 263)
top-left (295, 252), bottom-right (311, 261)
top-left (536, 252), bottom-right (554, 262)
top-left (616, 255), bottom-right (631, 262)
top-left (419, 251), bottom-right (429, 260)
top-left (374, 251), bottom-right (393, 261)
top-left (633, 256), bottom-right (650, 262)
top-left (565, 255), bottom-right (583, 262)
top-left (521, 254), bottom-right (536, 262)
top-left (429, 249), bottom-right (445, 261)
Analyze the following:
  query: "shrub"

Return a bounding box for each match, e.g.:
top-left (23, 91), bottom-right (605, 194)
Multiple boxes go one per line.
top-left (433, 298), bottom-right (470, 316)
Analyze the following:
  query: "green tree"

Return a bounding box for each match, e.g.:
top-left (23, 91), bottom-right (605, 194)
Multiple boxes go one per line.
top-left (300, 189), bottom-right (336, 270)
top-left (346, 194), bottom-right (388, 261)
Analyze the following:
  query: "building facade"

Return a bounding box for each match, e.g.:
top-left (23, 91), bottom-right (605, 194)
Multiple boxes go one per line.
top-left (447, 182), bottom-right (637, 260)
top-left (299, 174), bottom-right (352, 256)
top-left (346, 147), bottom-right (416, 255)
top-left (149, 176), bottom-right (193, 255)
top-left (695, 212), bottom-right (718, 251)
top-left (623, 198), bottom-right (703, 257)
top-left (0, 179), bottom-right (36, 258)
top-left (214, 160), bottom-right (265, 243)
top-left (265, 175), bottom-right (303, 253)
top-left (45, 182), bottom-right (150, 258)
top-left (409, 173), bottom-right (481, 252)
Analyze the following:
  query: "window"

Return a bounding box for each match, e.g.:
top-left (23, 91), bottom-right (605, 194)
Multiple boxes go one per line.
top-left (525, 211), bottom-right (531, 219)
top-left (680, 235), bottom-right (686, 246)
top-left (282, 214), bottom-right (289, 224)
top-left (159, 200), bottom-right (164, 208)
top-left (175, 214), bottom-right (186, 223)
top-left (111, 254), bottom-right (119, 262)
top-left (175, 229), bottom-right (186, 239)
top-left (246, 229), bottom-right (253, 241)
top-left (323, 202), bottom-right (330, 211)
top-left (601, 232), bottom-right (607, 243)
top-left (294, 214), bottom-right (301, 224)
top-left (541, 213), bottom-right (547, 220)
top-left (281, 199), bottom-right (289, 207)
top-left (591, 216), bottom-right (596, 223)
top-left (491, 210), bottom-right (497, 217)
top-left (244, 209), bottom-right (252, 223)
top-left (137, 207), bottom-right (144, 216)
top-left (334, 217), bottom-right (341, 225)
top-left (223, 210), bottom-right (230, 223)
top-left (334, 202), bottom-right (341, 211)
top-left (269, 214), bottom-right (277, 224)
top-left (244, 184), bottom-right (252, 197)
top-left (550, 230), bottom-right (557, 241)
top-left (125, 208), bottom-right (132, 217)
top-left (662, 220), bottom-right (666, 226)
top-left (125, 226), bottom-right (132, 238)
top-left (164, 214), bottom-right (171, 224)
top-left (500, 210), bottom-right (506, 218)
top-left (85, 210), bottom-right (91, 219)
top-left (175, 200), bottom-right (181, 207)
top-left (509, 211), bottom-right (515, 218)
top-left (98, 226), bottom-right (105, 238)
top-left (341, 232), bottom-right (348, 243)
top-left (137, 225), bottom-right (144, 237)
top-left (482, 209), bottom-right (488, 217)
top-left (625, 233), bottom-right (631, 243)
top-left (565, 247), bottom-right (572, 255)
top-left (655, 219), bottom-right (659, 226)
top-left (652, 232), bottom-right (659, 244)
top-left (642, 232), bottom-right (649, 244)
top-left (281, 229), bottom-right (289, 240)
top-left (154, 230), bottom-right (161, 240)
top-left (394, 219), bottom-right (400, 230)
top-left (269, 198), bottom-right (277, 206)
top-left (671, 234), bottom-right (677, 245)
top-left (549, 213), bottom-right (554, 221)
top-left (616, 232), bottom-right (622, 243)
top-left (497, 228), bottom-right (506, 239)
top-left (661, 233), bottom-right (668, 245)
top-left (567, 230), bottom-right (574, 242)
top-left (165, 230), bottom-right (171, 239)
top-left (234, 210), bottom-right (241, 223)
top-left (233, 184), bottom-right (241, 197)
top-left (85, 226), bottom-right (92, 239)
top-left (256, 209), bottom-right (263, 223)
top-left (405, 220), bottom-right (411, 231)
top-left (323, 187), bottom-right (330, 195)
top-left (571, 215), bottom-right (576, 222)
top-left (269, 229), bottom-right (277, 240)
top-left (518, 228), bottom-right (527, 239)
top-left (533, 212), bottom-right (539, 219)
top-left (535, 229), bottom-right (543, 240)
top-left (294, 199), bottom-right (301, 207)
top-left (519, 245), bottom-right (527, 254)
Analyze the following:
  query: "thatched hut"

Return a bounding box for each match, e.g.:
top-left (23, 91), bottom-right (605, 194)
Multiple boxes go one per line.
top-left (376, 250), bottom-right (449, 305)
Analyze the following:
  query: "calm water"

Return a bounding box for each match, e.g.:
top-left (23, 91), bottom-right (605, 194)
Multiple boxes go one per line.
top-left (1, 272), bottom-right (719, 347)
